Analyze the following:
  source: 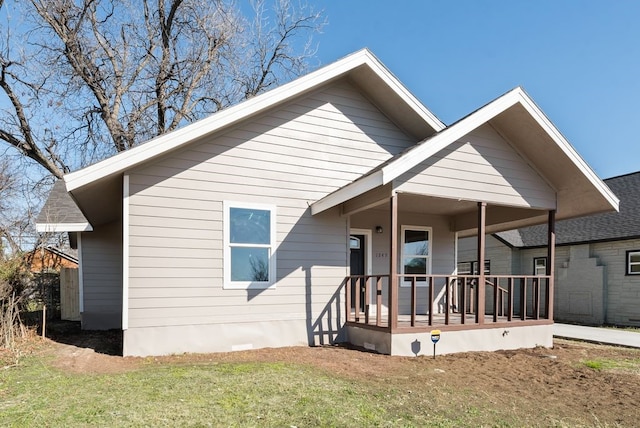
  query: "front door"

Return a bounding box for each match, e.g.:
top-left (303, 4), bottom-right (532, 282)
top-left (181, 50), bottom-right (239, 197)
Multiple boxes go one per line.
top-left (350, 234), bottom-right (366, 310)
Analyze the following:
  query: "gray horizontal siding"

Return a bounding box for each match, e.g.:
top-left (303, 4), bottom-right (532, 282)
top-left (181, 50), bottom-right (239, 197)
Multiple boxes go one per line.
top-left (126, 79), bottom-right (409, 329)
top-left (396, 124), bottom-right (556, 209)
top-left (81, 221), bottom-right (123, 326)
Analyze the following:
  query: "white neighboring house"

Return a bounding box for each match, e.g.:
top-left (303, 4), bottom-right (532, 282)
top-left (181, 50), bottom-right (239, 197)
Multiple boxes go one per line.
top-left (458, 171), bottom-right (640, 327)
top-left (36, 49), bottom-right (618, 357)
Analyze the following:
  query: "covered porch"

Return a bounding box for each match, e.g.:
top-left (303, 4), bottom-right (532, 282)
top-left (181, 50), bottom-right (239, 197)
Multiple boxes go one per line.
top-left (342, 193), bottom-right (557, 356)
top-left (310, 87), bottom-right (619, 355)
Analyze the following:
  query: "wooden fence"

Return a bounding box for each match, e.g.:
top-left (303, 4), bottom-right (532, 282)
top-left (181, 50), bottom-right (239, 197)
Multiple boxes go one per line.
top-left (60, 268), bottom-right (80, 321)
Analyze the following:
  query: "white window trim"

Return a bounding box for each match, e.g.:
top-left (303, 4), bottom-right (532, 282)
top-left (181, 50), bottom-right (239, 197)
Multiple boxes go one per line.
top-left (627, 250), bottom-right (640, 276)
top-left (350, 228), bottom-right (375, 313)
top-left (223, 201), bottom-right (277, 289)
top-left (350, 228), bottom-right (372, 276)
top-left (400, 225), bottom-right (432, 287)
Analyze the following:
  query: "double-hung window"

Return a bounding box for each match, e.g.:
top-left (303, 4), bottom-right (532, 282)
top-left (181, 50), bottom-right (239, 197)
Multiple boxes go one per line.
top-left (457, 260), bottom-right (490, 275)
top-left (626, 250), bottom-right (640, 275)
top-left (224, 201), bottom-right (276, 289)
top-left (533, 257), bottom-right (547, 276)
top-left (401, 226), bottom-right (431, 286)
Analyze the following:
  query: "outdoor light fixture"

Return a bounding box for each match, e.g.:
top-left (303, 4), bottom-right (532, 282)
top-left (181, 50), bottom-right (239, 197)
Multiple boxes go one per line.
top-left (376, 226), bottom-right (383, 234)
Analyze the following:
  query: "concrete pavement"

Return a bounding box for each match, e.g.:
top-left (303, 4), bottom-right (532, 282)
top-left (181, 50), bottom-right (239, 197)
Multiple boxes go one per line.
top-left (554, 323), bottom-right (640, 348)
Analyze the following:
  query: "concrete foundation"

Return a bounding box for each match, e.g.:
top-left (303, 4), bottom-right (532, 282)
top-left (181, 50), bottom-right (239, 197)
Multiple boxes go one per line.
top-left (347, 324), bottom-right (553, 356)
top-left (123, 319), bottom-right (344, 357)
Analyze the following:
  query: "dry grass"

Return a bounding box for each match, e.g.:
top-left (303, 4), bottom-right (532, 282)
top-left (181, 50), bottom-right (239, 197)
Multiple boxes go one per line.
top-left (1, 336), bottom-right (639, 427)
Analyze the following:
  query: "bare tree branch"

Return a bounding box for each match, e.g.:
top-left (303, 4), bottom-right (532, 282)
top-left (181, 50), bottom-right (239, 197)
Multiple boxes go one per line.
top-left (0, 60), bottom-right (66, 178)
top-left (31, 0), bottom-right (132, 152)
top-left (0, 0), bottom-right (324, 251)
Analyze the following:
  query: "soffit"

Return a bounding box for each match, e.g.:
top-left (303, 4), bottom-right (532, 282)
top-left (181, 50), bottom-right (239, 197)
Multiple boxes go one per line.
top-left (489, 104), bottom-right (616, 220)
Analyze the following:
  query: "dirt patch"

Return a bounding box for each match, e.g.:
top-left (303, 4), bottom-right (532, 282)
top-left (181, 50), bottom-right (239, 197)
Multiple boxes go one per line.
top-left (40, 333), bottom-right (640, 425)
top-left (49, 341), bottom-right (138, 374)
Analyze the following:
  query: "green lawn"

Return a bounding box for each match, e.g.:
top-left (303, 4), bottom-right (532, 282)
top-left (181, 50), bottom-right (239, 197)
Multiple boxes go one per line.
top-left (0, 355), bottom-right (469, 427)
top-left (2, 339), bottom-right (640, 427)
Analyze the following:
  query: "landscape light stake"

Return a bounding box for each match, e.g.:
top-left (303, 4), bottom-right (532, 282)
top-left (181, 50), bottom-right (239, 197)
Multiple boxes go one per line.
top-left (431, 330), bottom-right (441, 359)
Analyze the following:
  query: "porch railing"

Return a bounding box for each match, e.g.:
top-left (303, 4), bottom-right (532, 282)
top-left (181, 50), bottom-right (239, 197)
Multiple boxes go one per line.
top-left (345, 274), bottom-right (552, 330)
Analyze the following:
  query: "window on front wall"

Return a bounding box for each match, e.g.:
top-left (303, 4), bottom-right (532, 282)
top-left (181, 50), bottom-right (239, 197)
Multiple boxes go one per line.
top-left (626, 250), bottom-right (640, 275)
top-left (223, 201), bottom-right (276, 289)
top-left (457, 260), bottom-right (490, 275)
top-left (401, 226), bottom-right (431, 286)
top-left (533, 257), bottom-right (547, 276)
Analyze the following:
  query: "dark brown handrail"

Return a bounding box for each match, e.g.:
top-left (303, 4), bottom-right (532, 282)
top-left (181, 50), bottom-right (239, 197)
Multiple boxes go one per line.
top-left (344, 274), bottom-right (551, 329)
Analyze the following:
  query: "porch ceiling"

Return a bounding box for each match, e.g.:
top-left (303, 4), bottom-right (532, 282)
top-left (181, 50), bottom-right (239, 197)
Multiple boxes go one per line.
top-left (396, 193), bottom-right (476, 216)
top-left (362, 192), bottom-right (548, 236)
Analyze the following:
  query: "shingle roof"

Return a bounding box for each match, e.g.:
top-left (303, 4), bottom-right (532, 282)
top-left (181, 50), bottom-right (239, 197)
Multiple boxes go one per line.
top-left (496, 171), bottom-right (640, 248)
top-left (36, 180), bottom-right (90, 226)
top-left (44, 246), bottom-right (79, 263)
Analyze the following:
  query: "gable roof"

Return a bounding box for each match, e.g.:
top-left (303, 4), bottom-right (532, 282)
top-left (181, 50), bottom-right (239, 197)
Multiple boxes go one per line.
top-left (43, 246), bottom-right (79, 263)
top-left (63, 48), bottom-right (444, 194)
top-left (311, 87), bottom-right (619, 221)
top-left (23, 246), bottom-right (78, 273)
top-left (35, 180), bottom-right (92, 232)
top-left (496, 171), bottom-right (640, 248)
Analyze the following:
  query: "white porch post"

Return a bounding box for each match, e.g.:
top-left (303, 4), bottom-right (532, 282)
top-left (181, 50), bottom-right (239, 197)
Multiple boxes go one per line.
top-left (477, 202), bottom-right (486, 324)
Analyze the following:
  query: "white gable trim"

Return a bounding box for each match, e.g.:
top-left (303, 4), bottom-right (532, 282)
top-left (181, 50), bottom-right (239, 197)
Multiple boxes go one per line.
top-left (312, 89), bottom-right (521, 215)
top-left (515, 92), bottom-right (620, 211)
top-left (64, 49), bottom-right (444, 193)
top-left (310, 87), bottom-right (619, 215)
top-left (381, 91), bottom-right (522, 185)
top-left (35, 222), bottom-right (93, 233)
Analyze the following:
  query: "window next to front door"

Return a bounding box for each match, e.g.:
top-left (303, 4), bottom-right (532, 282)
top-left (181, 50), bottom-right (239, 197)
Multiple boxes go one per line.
top-left (400, 226), bottom-right (431, 286)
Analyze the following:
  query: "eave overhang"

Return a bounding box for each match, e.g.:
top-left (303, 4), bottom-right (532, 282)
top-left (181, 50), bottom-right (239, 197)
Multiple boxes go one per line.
top-left (35, 222), bottom-right (93, 233)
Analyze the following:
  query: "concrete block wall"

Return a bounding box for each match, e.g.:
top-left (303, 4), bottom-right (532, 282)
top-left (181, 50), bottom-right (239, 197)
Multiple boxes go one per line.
top-left (553, 245), bottom-right (605, 325)
top-left (459, 236), bottom-right (640, 327)
top-left (590, 239), bottom-right (640, 326)
top-left (505, 240), bottom-right (640, 327)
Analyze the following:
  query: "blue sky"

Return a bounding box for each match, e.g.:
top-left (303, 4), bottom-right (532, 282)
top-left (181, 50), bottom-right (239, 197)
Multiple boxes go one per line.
top-left (313, 1), bottom-right (640, 179)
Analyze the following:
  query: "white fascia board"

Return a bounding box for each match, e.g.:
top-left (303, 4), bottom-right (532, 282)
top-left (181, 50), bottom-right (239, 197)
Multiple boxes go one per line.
top-left (36, 222), bottom-right (93, 233)
top-left (65, 49), bottom-right (442, 192)
top-left (310, 171), bottom-right (384, 215)
top-left (381, 89), bottom-right (523, 185)
top-left (514, 90), bottom-right (620, 212)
